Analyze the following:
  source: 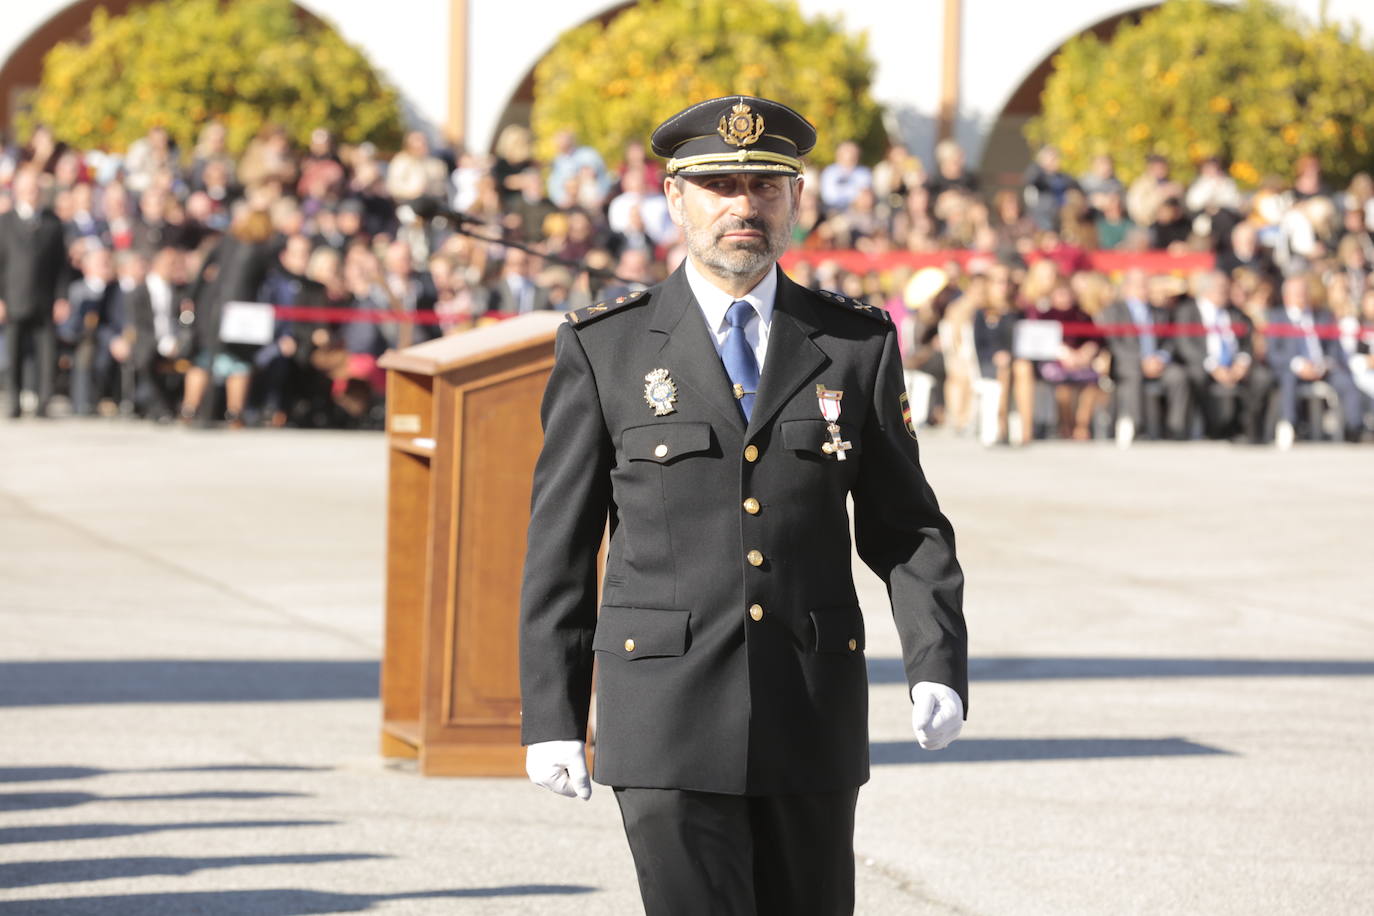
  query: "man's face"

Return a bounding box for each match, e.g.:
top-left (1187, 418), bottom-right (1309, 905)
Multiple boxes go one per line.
top-left (13, 171), bottom-right (40, 209)
top-left (282, 237), bottom-right (312, 276)
top-left (1204, 274), bottom-right (1230, 305)
top-left (665, 172), bottom-right (799, 285)
top-left (1283, 276), bottom-right (1310, 310)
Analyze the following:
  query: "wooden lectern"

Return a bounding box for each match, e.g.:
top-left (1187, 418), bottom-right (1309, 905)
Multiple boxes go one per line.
top-left (377, 312), bottom-right (566, 776)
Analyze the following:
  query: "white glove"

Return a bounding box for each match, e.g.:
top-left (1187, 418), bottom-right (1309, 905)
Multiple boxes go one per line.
top-left (911, 682), bottom-right (964, 750)
top-left (525, 739), bottom-right (592, 800)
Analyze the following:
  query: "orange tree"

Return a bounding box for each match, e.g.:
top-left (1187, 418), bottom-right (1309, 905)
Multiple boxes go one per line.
top-left (22, 0), bottom-right (403, 155)
top-left (1027, 0), bottom-right (1374, 187)
top-left (530, 0), bottom-right (885, 168)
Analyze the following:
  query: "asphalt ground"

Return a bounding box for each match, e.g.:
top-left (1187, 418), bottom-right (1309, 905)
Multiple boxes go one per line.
top-left (1, 420), bottom-right (1371, 914)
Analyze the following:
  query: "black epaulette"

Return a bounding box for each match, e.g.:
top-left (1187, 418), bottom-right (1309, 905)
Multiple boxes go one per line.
top-left (812, 287), bottom-right (890, 323)
top-left (566, 289), bottom-right (651, 326)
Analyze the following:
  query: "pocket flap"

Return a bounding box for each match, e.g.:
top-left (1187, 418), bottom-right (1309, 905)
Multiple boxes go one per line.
top-left (780, 419), bottom-right (861, 456)
top-left (810, 606), bottom-right (865, 654)
top-left (594, 606), bottom-right (690, 659)
top-left (623, 422), bottom-right (714, 463)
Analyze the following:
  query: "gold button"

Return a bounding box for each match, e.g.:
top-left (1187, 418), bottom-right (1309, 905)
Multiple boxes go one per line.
top-left (847, 638), bottom-right (858, 651)
top-left (624, 638), bottom-right (635, 652)
top-left (744, 445), bottom-right (759, 462)
top-left (654, 443), bottom-right (668, 458)
top-left (747, 549), bottom-right (764, 567)
top-left (742, 498), bottom-right (760, 515)
top-left (749, 604), bottom-right (764, 621)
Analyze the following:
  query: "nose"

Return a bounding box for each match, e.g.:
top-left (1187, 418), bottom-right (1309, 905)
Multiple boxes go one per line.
top-left (727, 189), bottom-right (758, 220)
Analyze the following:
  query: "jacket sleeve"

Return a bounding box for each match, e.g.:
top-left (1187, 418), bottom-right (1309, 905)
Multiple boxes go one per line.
top-left (518, 321), bottom-right (614, 744)
top-left (851, 326), bottom-right (969, 714)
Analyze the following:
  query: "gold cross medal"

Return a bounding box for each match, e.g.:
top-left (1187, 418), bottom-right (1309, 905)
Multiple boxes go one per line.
top-left (644, 368), bottom-right (678, 416)
top-left (816, 385), bottom-right (851, 460)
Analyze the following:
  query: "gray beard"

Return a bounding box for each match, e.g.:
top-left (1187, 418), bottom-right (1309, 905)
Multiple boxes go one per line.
top-left (684, 219), bottom-right (791, 282)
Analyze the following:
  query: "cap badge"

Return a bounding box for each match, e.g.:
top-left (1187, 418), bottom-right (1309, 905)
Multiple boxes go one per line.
top-left (718, 102), bottom-right (765, 148)
top-left (644, 368), bottom-right (679, 416)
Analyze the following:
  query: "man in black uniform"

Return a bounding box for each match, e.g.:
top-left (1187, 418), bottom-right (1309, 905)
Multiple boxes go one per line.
top-left (519, 96), bottom-right (968, 915)
top-left (1, 168), bottom-right (71, 418)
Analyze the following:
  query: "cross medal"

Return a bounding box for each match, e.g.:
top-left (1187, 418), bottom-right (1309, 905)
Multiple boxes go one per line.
top-left (816, 385), bottom-right (851, 460)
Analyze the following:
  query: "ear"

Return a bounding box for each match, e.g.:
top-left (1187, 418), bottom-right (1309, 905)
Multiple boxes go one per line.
top-left (788, 176), bottom-right (805, 225)
top-left (664, 176), bottom-right (685, 228)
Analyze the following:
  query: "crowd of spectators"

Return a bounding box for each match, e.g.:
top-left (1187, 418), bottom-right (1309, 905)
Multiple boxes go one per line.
top-left (1, 120), bottom-right (1371, 445)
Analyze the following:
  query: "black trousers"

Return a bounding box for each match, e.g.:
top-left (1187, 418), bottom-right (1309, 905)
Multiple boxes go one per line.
top-left (4, 314), bottom-right (56, 413)
top-left (613, 786), bottom-right (859, 916)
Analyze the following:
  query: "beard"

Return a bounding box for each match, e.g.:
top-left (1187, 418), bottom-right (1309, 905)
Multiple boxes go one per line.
top-left (683, 213), bottom-right (793, 282)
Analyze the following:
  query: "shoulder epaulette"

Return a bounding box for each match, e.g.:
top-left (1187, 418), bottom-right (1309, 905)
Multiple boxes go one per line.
top-left (566, 288), bottom-right (651, 326)
top-left (812, 287), bottom-right (890, 323)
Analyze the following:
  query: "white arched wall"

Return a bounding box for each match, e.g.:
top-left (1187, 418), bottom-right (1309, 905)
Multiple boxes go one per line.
top-left (5, 0), bottom-right (1374, 164)
top-left (0, 0), bottom-right (452, 139)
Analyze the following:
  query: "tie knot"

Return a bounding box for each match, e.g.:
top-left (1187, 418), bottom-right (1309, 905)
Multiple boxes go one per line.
top-left (726, 300), bottom-right (754, 330)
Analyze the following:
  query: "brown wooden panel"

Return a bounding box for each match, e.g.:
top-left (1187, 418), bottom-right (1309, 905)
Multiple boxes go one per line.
top-left (420, 738), bottom-right (526, 777)
top-left (386, 370), bottom-right (434, 439)
top-left (380, 445), bottom-right (431, 741)
top-left (446, 367), bottom-right (549, 725)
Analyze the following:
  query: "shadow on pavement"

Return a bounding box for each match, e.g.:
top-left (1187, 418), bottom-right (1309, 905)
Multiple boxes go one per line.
top-left (0, 764), bottom-right (329, 784)
top-left (0, 820), bottom-right (336, 845)
top-left (871, 736), bottom-right (1228, 765)
top-left (0, 886), bottom-right (598, 915)
top-left (867, 656), bottom-right (1374, 685)
top-left (0, 789), bottom-right (309, 813)
top-left (0, 854), bottom-right (387, 889)
top-left (0, 659), bottom-right (378, 706)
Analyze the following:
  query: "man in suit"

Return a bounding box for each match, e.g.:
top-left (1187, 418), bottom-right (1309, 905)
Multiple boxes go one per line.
top-left (60, 243), bottom-right (123, 416)
top-left (380, 239), bottom-right (440, 346)
top-left (1267, 272), bottom-right (1363, 447)
top-left (1172, 270), bottom-right (1274, 442)
top-left (1, 167), bottom-right (71, 418)
top-left (1100, 268), bottom-right (1189, 444)
top-left (488, 246), bottom-right (552, 316)
top-left (519, 96), bottom-right (968, 915)
top-left (125, 246), bottom-right (188, 420)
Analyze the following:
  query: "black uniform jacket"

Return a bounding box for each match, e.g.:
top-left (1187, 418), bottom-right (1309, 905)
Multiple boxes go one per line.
top-left (0, 208), bottom-right (69, 322)
top-left (519, 264), bottom-right (967, 796)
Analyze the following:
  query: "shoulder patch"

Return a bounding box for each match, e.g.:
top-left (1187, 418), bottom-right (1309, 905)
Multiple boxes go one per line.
top-left (566, 288), bottom-right (651, 326)
top-left (812, 287), bottom-right (890, 323)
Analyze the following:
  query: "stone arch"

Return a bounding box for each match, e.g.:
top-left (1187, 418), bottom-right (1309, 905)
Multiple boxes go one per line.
top-left (482, 1), bottom-right (636, 153)
top-left (978, 4), bottom-right (1162, 190)
top-left (0, 0), bottom-right (331, 142)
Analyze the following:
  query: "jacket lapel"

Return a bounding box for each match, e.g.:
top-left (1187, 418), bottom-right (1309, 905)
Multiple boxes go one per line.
top-left (746, 269), bottom-right (828, 437)
top-left (649, 266), bottom-right (747, 431)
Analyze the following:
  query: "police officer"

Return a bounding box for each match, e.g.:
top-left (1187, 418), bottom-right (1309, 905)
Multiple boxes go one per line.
top-left (519, 96), bottom-right (968, 915)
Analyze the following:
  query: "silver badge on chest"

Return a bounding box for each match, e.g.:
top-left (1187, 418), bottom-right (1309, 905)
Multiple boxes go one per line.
top-left (643, 368), bottom-right (678, 416)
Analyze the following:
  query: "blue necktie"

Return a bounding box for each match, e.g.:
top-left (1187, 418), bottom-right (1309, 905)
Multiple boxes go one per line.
top-left (722, 300), bottom-right (760, 422)
top-left (1215, 313), bottom-right (1234, 368)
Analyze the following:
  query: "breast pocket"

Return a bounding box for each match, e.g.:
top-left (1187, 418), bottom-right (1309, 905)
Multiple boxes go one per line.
top-left (780, 419), bottom-right (862, 459)
top-left (622, 422), bottom-right (715, 464)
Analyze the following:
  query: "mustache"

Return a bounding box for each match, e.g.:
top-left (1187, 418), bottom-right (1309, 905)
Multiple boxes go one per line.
top-left (714, 218), bottom-right (770, 236)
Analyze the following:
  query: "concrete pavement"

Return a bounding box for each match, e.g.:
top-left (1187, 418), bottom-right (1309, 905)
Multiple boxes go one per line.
top-left (1, 420), bottom-right (1371, 914)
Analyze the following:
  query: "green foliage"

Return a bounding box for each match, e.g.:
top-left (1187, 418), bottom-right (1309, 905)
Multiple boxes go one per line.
top-left (22, 0), bottom-right (404, 155)
top-left (1026, 0), bottom-right (1374, 187)
top-left (530, 0), bottom-right (885, 168)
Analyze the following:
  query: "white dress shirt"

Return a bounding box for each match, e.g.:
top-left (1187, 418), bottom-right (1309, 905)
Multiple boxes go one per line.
top-left (146, 274), bottom-right (177, 357)
top-left (1196, 297), bottom-right (1243, 371)
top-left (684, 257), bottom-right (776, 373)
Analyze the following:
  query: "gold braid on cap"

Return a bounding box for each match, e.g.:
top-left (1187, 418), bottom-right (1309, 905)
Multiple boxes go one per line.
top-left (666, 150), bottom-right (803, 174)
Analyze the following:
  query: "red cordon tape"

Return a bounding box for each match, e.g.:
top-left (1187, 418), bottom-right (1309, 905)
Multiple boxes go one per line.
top-left (270, 305), bottom-right (488, 325)
top-left (1056, 322), bottom-right (1368, 341)
top-left (264, 305), bottom-right (1371, 343)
